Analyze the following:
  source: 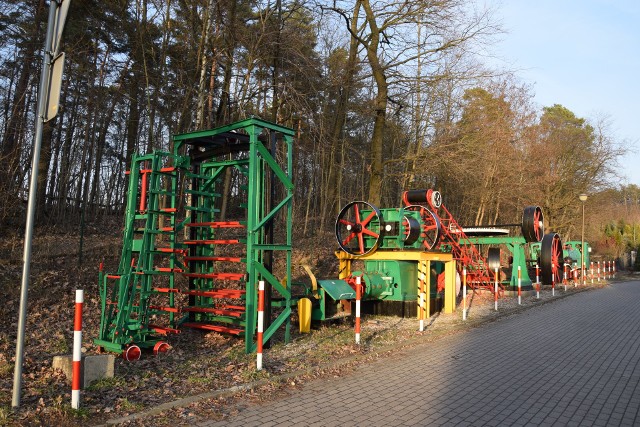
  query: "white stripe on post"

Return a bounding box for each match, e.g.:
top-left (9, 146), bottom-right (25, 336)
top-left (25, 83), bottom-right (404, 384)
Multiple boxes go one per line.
top-left (517, 266), bottom-right (521, 305)
top-left (494, 268), bottom-right (499, 311)
top-left (355, 276), bottom-right (361, 344)
top-left (419, 291), bottom-right (426, 331)
top-left (72, 289), bottom-right (83, 409)
top-left (462, 267), bottom-right (467, 321)
top-left (256, 281), bottom-right (265, 371)
top-left (535, 264), bottom-right (540, 299)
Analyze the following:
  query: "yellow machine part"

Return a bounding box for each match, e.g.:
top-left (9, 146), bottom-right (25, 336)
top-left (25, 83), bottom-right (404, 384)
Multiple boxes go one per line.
top-left (298, 297), bottom-right (312, 333)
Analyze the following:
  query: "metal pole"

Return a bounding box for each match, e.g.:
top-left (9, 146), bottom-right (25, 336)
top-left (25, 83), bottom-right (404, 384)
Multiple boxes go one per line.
top-left (535, 263), bottom-right (540, 299)
top-left (494, 268), bottom-right (498, 311)
top-left (355, 276), bottom-right (361, 344)
top-left (462, 267), bottom-right (467, 321)
top-left (72, 290), bottom-right (84, 409)
top-left (581, 200), bottom-right (586, 286)
top-left (517, 266), bottom-right (521, 305)
top-left (256, 280), bottom-right (264, 371)
top-left (12, 0), bottom-right (59, 408)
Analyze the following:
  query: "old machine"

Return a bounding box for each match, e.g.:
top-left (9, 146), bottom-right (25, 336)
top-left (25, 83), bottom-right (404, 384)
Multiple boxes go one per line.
top-left (95, 118), bottom-right (295, 359)
top-left (96, 118), bottom-right (569, 359)
top-left (305, 189), bottom-right (565, 323)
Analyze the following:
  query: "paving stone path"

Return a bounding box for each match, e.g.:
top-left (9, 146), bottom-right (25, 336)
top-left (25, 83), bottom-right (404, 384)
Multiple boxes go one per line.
top-left (201, 281), bottom-right (640, 426)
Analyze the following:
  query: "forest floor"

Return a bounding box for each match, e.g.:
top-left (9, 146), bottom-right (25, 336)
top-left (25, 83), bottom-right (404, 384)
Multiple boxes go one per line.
top-left (0, 219), bottom-right (620, 426)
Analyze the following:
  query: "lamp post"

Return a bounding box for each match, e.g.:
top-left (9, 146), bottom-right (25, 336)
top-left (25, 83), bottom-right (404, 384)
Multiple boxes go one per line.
top-left (579, 193), bottom-right (588, 285)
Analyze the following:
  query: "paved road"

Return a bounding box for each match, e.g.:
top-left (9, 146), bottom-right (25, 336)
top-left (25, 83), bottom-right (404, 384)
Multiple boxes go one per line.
top-left (203, 281), bottom-right (640, 426)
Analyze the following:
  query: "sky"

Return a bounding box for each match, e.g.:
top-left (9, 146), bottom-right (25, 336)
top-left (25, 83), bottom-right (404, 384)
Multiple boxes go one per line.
top-left (485, 0), bottom-right (640, 187)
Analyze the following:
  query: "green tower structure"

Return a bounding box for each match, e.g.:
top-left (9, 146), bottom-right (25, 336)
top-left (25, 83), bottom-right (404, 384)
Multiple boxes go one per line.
top-left (95, 118), bottom-right (295, 358)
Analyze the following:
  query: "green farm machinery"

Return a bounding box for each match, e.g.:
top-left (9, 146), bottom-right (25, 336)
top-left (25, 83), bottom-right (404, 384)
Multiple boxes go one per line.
top-left (95, 118), bottom-right (295, 359)
top-left (304, 189), bottom-right (563, 323)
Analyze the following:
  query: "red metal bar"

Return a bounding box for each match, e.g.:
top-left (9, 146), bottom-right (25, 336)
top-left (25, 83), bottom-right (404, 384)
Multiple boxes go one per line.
top-left (153, 287), bottom-right (180, 293)
top-left (182, 322), bottom-right (243, 335)
top-left (183, 239), bottom-right (241, 245)
top-left (185, 221), bottom-right (245, 228)
top-left (148, 324), bottom-right (180, 335)
top-left (139, 164), bottom-right (148, 213)
top-left (149, 305), bottom-right (180, 313)
top-left (182, 306), bottom-right (244, 318)
top-left (182, 289), bottom-right (246, 299)
top-left (182, 272), bottom-right (244, 281)
top-left (184, 256), bottom-right (243, 263)
top-left (155, 267), bottom-right (184, 273)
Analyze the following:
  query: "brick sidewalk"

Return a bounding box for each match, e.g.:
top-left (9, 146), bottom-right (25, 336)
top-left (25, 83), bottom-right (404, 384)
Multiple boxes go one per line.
top-left (201, 281), bottom-right (640, 427)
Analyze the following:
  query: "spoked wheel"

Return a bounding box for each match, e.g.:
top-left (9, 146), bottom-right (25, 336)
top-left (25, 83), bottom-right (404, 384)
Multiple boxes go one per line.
top-left (540, 233), bottom-right (563, 285)
top-left (404, 205), bottom-right (441, 250)
top-left (336, 201), bottom-right (383, 256)
top-left (522, 206), bottom-right (544, 242)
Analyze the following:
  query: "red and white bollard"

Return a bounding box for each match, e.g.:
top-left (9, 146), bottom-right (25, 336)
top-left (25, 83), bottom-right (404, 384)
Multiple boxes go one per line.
top-left (72, 290), bottom-right (84, 409)
top-left (517, 266), bottom-right (522, 305)
top-left (597, 261), bottom-right (601, 282)
top-left (535, 264), bottom-right (540, 299)
top-left (613, 262), bottom-right (616, 278)
top-left (590, 261), bottom-right (594, 284)
top-left (256, 280), bottom-right (265, 371)
top-left (573, 266), bottom-right (578, 287)
top-left (563, 265), bottom-right (568, 292)
top-left (494, 268), bottom-right (499, 311)
top-left (356, 276), bottom-right (362, 344)
top-left (552, 271), bottom-right (555, 296)
top-left (462, 267), bottom-right (468, 321)
top-left (419, 272), bottom-right (426, 331)
top-left (355, 276), bottom-right (362, 344)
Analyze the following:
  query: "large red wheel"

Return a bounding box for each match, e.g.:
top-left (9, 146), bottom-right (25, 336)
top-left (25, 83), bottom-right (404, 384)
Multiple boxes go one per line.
top-left (522, 206), bottom-right (544, 242)
top-left (336, 201), bottom-right (383, 256)
top-left (540, 233), bottom-right (563, 285)
top-left (404, 205), bottom-right (441, 250)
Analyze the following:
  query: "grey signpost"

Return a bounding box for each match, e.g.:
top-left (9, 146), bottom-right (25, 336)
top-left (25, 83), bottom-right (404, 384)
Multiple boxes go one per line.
top-left (12, 0), bottom-right (69, 408)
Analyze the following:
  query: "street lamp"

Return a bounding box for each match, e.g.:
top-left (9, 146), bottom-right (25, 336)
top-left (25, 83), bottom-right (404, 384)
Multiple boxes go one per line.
top-left (579, 193), bottom-right (588, 285)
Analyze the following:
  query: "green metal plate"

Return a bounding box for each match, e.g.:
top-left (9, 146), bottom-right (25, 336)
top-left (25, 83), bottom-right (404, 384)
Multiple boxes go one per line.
top-left (317, 279), bottom-right (355, 300)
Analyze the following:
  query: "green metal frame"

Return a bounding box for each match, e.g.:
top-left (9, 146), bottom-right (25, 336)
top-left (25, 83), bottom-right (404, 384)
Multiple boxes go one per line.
top-left (174, 118), bottom-right (295, 353)
top-left (461, 235), bottom-right (534, 289)
top-left (96, 118), bottom-right (295, 356)
top-left (95, 151), bottom-right (181, 353)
